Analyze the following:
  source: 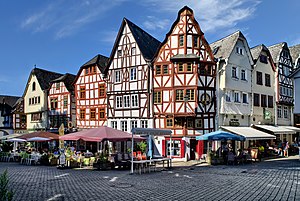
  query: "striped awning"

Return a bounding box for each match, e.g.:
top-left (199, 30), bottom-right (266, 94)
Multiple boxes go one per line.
top-left (221, 126), bottom-right (276, 140)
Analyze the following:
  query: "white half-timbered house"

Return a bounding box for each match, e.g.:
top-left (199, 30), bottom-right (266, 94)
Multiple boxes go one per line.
top-left (74, 54), bottom-right (109, 129)
top-left (106, 18), bottom-right (160, 133)
top-left (210, 31), bottom-right (253, 128)
top-left (250, 45), bottom-right (276, 125)
top-left (153, 6), bottom-right (216, 160)
top-left (48, 73), bottom-right (76, 130)
top-left (12, 98), bottom-right (27, 133)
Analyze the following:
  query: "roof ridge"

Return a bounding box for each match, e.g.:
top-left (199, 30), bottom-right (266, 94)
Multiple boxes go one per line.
top-left (210, 30), bottom-right (241, 46)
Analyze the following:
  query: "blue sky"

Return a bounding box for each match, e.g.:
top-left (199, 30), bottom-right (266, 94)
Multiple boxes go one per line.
top-left (1, 0), bottom-right (300, 96)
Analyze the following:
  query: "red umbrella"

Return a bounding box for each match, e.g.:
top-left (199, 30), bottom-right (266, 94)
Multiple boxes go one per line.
top-left (19, 131), bottom-right (59, 140)
top-left (60, 126), bottom-right (145, 142)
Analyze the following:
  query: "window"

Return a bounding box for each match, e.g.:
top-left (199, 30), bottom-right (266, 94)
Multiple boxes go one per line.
top-left (163, 65), bottom-right (168, 74)
top-left (193, 35), bottom-right (199, 47)
top-left (234, 92), bottom-right (240, 102)
top-left (265, 74), bottom-right (271, 87)
top-left (99, 84), bottom-right (105, 97)
top-left (116, 96), bottom-right (122, 108)
top-left (268, 96), bottom-right (273, 108)
top-left (195, 119), bottom-right (202, 128)
top-left (260, 55), bottom-right (268, 64)
top-left (242, 93), bottom-right (248, 104)
top-left (85, 68), bottom-right (89, 75)
top-left (199, 63), bottom-right (206, 75)
top-left (166, 140), bottom-right (180, 156)
top-left (186, 89), bottom-right (195, 101)
top-left (154, 91), bottom-right (162, 104)
top-left (124, 95), bottom-right (130, 108)
top-left (130, 67), bottom-right (137, 81)
top-left (50, 98), bottom-right (58, 109)
top-left (130, 120), bottom-right (137, 130)
top-left (115, 70), bottom-right (121, 83)
top-left (131, 95), bottom-right (138, 107)
top-left (29, 98), bottom-right (31, 105)
top-left (32, 82), bottom-right (36, 91)
top-left (261, 95), bottom-right (267, 107)
top-left (63, 96), bottom-right (68, 107)
top-left (90, 108), bottom-right (96, 120)
top-left (236, 47), bottom-right (243, 55)
top-left (111, 121), bottom-right (117, 129)
top-left (99, 108), bottom-right (105, 119)
top-left (176, 89), bottom-right (184, 101)
top-left (141, 120), bottom-right (148, 128)
top-left (80, 87), bottom-right (85, 99)
top-left (186, 63), bottom-right (192, 72)
top-left (232, 67), bottom-right (237, 78)
top-left (56, 83), bottom-right (60, 90)
top-left (166, 118), bottom-right (173, 127)
top-left (131, 47), bottom-right (136, 55)
top-left (256, 71), bottom-right (263, 85)
top-left (277, 106), bottom-right (282, 118)
top-left (21, 115), bottom-right (26, 123)
top-left (121, 121), bottom-right (127, 132)
top-left (284, 107), bottom-right (288, 118)
top-left (179, 34), bottom-right (184, 46)
top-left (187, 118), bottom-right (194, 128)
top-left (80, 109), bottom-right (85, 120)
top-left (225, 91), bottom-right (231, 102)
top-left (254, 93), bottom-right (260, 106)
top-left (92, 66), bottom-right (97, 73)
top-left (156, 65), bottom-right (161, 75)
top-left (117, 50), bottom-right (122, 58)
top-left (35, 97), bottom-right (37, 104)
top-left (178, 63), bottom-right (184, 72)
top-left (31, 113), bottom-right (42, 121)
top-left (241, 70), bottom-right (246, 80)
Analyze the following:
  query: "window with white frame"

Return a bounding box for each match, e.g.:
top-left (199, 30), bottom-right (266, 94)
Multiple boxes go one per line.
top-left (121, 121), bottom-right (127, 132)
top-left (115, 70), bottom-right (121, 83)
top-left (131, 94), bottom-right (138, 107)
top-left (141, 120), bottom-right (148, 128)
top-left (232, 67), bottom-right (237, 78)
top-left (116, 96), bottom-right (122, 108)
top-left (130, 67), bottom-right (137, 81)
top-left (124, 95), bottom-right (130, 108)
top-left (225, 91), bottom-right (231, 102)
top-left (241, 69), bottom-right (246, 80)
top-left (131, 47), bottom-right (136, 55)
top-left (130, 120), bottom-right (138, 130)
top-left (111, 121), bottom-right (117, 129)
top-left (278, 106), bottom-right (282, 118)
top-left (234, 92), bottom-right (240, 102)
top-left (283, 107), bottom-right (288, 118)
top-left (242, 93), bottom-right (248, 104)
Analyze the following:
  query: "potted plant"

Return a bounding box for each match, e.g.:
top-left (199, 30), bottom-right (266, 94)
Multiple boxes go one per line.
top-left (94, 153), bottom-right (110, 170)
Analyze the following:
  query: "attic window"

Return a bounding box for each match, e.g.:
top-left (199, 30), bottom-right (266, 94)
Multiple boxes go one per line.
top-left (56, 83), bottom-right (60, 90)
top-left (260, 55), bottom-right (268, 64)
top-left (212, 47), bottom-right (219, 55)
top-left (236, 47), bottom-right (243, 55)
top-left (117, 50), bottom-right (122, 58)
top-left (131, 47), bottom-right (136, 55)
top-left (32, 82), bottom-right (36, 91)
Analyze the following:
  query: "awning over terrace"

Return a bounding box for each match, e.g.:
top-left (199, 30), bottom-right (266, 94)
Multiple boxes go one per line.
top-left (221, 126), bottom-right (276, 140)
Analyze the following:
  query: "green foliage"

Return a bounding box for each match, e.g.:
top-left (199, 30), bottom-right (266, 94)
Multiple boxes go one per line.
top-left (137, 141), bottom-right (147, 153)
top-left (0, 170), bottom-right (13, 201)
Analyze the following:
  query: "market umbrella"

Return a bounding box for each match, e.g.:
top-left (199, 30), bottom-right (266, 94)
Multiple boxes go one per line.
top-left (19, 131), bottom-right (59, 140)
top-left (6, 138), bottom-right (27, 142)
top-left (27, 137), bottom-right (51, 142)
top-left (196, 131), bottom-right (246, 141)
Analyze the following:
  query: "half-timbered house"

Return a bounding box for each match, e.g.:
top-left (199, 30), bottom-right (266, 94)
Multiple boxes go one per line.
top-left (48, 73), bottom-right (76, 130)
top-left (250, 44), bottom-right (276, 125)
top-left (74, 54), bottom-right (109, 129)
top-left (210, 31), bottom-right (253, 128)
top-left (153, 6), bottom-right (216, 160)
top-left (11, 98), bottom-right (27, 133)
top-left (23, 68), bottom-right (63, 131)
top-left (0, 95), bottom-right (20, 136)
top-left (106, 18), bottom-right (160, 133)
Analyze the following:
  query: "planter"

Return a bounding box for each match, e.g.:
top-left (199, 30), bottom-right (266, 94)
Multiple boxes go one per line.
top-left (93, 161), bottom-right (111, 170)
top-left (49, 158), bottom-right (58, 166)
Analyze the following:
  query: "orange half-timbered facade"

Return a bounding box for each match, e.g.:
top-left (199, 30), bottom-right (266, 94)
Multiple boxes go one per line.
top-left (74, 55), bottom-right (109, 129)
top-left (48, 73), bottom-right (76, 129)
top-left (106, 18), bottom-right (160, 132)
top-left (153, 6), bottom-right (216, 159)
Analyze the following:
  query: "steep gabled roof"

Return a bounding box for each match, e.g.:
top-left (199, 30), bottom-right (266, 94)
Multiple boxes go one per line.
top-left (82, 54), bottom-right (109, 74)
top-left (250, 44), bottom-right (276, 71)
top-left (210, 31), bottom-right (241, 59)
top-left (289, 44), bottom-right (300, 64)
top-left (51, 73), bottom-right (76, 92)
top-left (268, 42), bottom-right (286, 63)
top-left (0, 95), bottom-right (20, 107)
top-left (106, 18), bottom-right (160, 74)
top-left (31, 68), bottom-right (63, 91)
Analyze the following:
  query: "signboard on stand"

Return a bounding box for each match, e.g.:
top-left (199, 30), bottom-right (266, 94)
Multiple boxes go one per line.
top-left (59, 123), bottom-right (65, 149)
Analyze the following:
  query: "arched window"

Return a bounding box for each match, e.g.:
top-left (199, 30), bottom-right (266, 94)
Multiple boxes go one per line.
top-left (32, 82), bottom-right (36, 91)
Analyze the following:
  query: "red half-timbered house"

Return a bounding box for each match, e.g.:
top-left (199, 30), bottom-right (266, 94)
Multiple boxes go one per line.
top-left (153, 6), bottom-right (216, 160)
top-left (48, 73), bottom-right (76, 130)
top-left (12, 98), bottom-right (27, 133)
top-left (74, 54), bottom-right (109, 129)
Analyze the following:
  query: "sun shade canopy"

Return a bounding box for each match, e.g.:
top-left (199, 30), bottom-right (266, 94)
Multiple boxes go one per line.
top-left (196, 130), bottom-right (246, 141)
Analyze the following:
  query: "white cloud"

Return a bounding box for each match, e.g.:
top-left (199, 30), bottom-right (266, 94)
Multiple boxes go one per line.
top-left (143, 16), bottom-right (170, 31)
top-left (141, 0), bottom-right (261, 33)
top-left (100, 31), bottom-right (119, 43)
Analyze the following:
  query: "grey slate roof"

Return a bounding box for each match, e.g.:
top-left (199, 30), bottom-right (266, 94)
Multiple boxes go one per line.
top-left (250, 45), bottom-right (263, 62)
top-left (289, 44), bottom-right (300, 64)
top-left (0, 95), bottom-right (20, 107)
top-left (31, 68), bottom-right (63, 91)
top-left (51, 73), bottom-right (76, 92)
top-left (268, 42), bottom-right (285, 63)
top-left (81, 54), bottom-right (109, 74)
top-left (210, 31), bottom-right (243, 59)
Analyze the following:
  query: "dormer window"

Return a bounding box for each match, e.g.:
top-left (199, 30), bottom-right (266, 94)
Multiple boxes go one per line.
top-left (260, 55), bottom-right (268, 64)
top-left (32, 82), bottom-right (36, 91)
top-left (179, 35), bottom-right (184, 47)
top-left (56, 83), bottom-right (60, 90)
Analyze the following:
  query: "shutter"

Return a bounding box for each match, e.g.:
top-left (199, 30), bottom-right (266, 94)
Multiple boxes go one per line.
top-left (162, 140), bottom-right (166, 157)
top-left (180, 140), bottom-right (185, 158)
top-left (197, 140), bottom-right (204, 158)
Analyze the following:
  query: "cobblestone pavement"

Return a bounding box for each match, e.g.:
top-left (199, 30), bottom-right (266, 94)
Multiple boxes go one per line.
top-left (1, 156), bottom-right (300, 201)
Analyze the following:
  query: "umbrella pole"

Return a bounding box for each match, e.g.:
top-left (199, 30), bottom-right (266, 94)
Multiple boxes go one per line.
top-left (131, 131), bottom-right (134, 174)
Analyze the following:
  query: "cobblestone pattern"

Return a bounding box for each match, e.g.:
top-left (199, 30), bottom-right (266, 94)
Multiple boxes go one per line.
top-left (0, 156), bottom-right (299, 201)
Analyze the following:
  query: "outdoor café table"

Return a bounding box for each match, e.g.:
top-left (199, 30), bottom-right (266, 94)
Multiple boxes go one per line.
top-left (151, 158), bottom-right (171, 169)
top-left (132, 160), bottom-right (152, 174)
